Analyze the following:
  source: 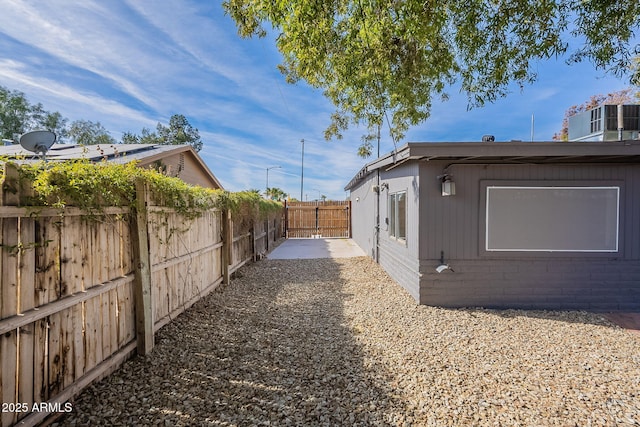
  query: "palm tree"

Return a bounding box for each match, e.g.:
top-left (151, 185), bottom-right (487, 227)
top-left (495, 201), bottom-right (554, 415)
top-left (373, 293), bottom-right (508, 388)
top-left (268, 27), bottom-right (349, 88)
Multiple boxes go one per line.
top-left (266, 187), bottom-right (287, 201)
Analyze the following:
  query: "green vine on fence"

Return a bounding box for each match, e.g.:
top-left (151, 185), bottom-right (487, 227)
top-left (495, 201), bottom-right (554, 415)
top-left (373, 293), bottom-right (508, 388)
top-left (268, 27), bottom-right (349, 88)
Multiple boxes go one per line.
top-left (2, 160), bottom-right (282, 220)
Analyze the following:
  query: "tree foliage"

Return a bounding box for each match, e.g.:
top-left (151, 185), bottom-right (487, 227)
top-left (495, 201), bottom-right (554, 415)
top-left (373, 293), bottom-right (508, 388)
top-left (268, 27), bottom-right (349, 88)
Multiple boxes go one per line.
top-left (122, 114), bottom-right (202, 152)
top-left (1, 86), bottom-right (203, 151)
top-left (0, 86), bottom-right (67, 140)
top-left (553, 88), bottom-right (639, 141)
top-left (223, 0), bottom-right (640, 155)
top-left (68, 120), bottom-right (117, 145)
top-left (266, 186), bottom-right (287, 201)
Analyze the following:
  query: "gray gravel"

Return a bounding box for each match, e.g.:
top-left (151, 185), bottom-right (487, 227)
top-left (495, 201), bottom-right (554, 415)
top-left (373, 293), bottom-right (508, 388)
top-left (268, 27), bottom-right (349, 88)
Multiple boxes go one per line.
top-left (59, 257), bottom-right (640, 426)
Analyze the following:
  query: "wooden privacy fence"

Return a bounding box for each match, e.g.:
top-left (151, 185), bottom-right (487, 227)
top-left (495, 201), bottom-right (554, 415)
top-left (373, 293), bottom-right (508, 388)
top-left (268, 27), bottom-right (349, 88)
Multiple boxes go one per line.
top-left (0, 166), bottom-right (283, 427)
top-left (285, 200), bottom-right (351, 238)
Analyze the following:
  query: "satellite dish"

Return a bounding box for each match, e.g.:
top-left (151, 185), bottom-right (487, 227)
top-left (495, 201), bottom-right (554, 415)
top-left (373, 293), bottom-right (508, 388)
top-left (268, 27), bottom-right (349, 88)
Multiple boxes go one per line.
top-left (19, 130), bottom-right (56, 158)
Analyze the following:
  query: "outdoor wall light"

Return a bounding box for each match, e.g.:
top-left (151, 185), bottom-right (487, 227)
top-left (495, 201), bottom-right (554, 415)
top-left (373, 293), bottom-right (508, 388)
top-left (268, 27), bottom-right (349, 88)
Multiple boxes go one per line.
top-left (435, 250), bottom-right (454, 273)
top-left (439, 174), bottom-right (455, 196)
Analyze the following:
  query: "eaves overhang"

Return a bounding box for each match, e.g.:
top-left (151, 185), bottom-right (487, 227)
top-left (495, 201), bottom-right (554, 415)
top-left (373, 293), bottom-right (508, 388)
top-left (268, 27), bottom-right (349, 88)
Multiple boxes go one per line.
top-left (344, 140), bottom-right (640, 191)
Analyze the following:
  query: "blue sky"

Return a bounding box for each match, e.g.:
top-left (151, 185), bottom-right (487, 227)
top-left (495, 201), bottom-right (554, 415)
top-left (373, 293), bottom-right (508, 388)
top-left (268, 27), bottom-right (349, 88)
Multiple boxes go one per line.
top-left (0, 0), bottom-right (634, 200)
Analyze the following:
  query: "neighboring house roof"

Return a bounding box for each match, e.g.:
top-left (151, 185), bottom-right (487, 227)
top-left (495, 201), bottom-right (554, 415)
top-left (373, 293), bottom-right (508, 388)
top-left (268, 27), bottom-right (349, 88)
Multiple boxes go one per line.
top-left (0, 143), bottom-right (223, 189)
top-left (345, 140), bottom-right (640, 190)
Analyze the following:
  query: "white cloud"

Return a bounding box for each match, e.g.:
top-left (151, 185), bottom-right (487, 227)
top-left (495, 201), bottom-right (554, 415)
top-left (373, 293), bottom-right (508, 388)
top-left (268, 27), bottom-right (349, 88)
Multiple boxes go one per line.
top-left (0, 59), bottom-right (155, 129)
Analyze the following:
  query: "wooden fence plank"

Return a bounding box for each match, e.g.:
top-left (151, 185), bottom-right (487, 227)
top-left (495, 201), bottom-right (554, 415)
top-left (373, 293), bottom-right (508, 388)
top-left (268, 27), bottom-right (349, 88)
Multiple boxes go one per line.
top-left (0, 197), bottom-right (19, 427)
top-left (222, 209), bottom-right (231, 285)
top-left (1, 332), bottom-right (18, 427)
top-left (47, 312), bottom-right (61, 399)
top-left (92, 295), bottom-right (104, 367)
top-left (173, 264), bottom-right (182, 312)
top-left (122, 215), bottom-right (132, 273)
top-left (33, 318), bottom-right (49, 403)
top-left (101, 291), bottom-right (112, 362)
top-left (116, 283), bottom-right (127, 348)
top-left (60, 307), bottom-right (74, 389)
top-left (63, 215), bottom-right (86, 297)
top-left (83, 299), bottom-right (97, 374)
top-left (71, 303), bottom-right (85, 381)
top-left (125, 282), bottom-right (136, 344)
top-left (131, 180), bottom-right (153, 355)
top-left (18, 216), bottom-right (37, 418)
top-left (109, 218), bottom-right (119, 281)
top-left (99, 217), bottom-right (110, 285)
top-left (1, 218), bottom-right (19, 318)
top-left (17, 325), bottom-right (34, 421)
top-left (89, 220), bottom-right (100, 299)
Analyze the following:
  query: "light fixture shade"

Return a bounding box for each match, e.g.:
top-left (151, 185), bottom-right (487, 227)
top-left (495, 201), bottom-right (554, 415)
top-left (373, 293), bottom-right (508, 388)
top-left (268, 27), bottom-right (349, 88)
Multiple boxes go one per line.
top-left (442, 180), bottom-right (455, 196)
top-left (436, 264), bottom-right (449, 273)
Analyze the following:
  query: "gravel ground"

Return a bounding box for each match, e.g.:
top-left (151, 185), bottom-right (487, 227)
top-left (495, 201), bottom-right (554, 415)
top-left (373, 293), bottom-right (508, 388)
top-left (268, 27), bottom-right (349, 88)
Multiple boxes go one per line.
top-left (58, 257), bottom-right (640, 426)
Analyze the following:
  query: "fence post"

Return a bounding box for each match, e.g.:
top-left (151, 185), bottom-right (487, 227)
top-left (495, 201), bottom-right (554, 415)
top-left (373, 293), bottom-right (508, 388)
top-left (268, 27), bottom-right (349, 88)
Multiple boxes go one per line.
top-left (253, 218), bottom-right (259, 261)
top-left (1, 163), bottom-right (20, 426)
top-left (283, 200), bottom-right (288, 239)
top-left (266, 215), bottom-right (270, 251)
top-left (221, 209), bottom-right (231, 285)
top-left (348, 200), bottom-right (352, 238)
top-left (131, 179), bottom-right (153, 355)
top-left (1, 162), bottom-right (21, 206)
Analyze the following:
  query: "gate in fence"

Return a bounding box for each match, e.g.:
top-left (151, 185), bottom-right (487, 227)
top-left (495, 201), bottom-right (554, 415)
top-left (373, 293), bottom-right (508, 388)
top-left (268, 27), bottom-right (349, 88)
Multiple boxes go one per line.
top-left (284, 200), bottom-right (351, 238)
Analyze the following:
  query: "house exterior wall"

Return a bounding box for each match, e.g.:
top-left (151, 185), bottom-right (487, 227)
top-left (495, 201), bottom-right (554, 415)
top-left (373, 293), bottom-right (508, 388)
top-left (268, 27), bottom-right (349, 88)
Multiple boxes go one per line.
top-left (350, 172), bottom-right (378, 259)
top-left (418, 161), bottom-right (640, 311)
top-left (378, 163), bottom-right (422, 300)
top-left (139, 151), bottom-right (220, 189)
top-left (350, 163), bottom-right (422, 301)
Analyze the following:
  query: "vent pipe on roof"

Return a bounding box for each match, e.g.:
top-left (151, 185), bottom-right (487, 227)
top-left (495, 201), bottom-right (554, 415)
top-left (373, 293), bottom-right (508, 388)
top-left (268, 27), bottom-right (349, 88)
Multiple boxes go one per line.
top-left (531, 113), bottom-right (535, 142)
top-left (617, 104), bottom-right (624, 141)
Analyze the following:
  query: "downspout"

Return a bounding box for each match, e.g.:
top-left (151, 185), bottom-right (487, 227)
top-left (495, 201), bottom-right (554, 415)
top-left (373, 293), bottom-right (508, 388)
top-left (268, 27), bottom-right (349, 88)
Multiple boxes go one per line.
top-left (376, 169), bottom-right (380, 263)
top-left (374, 122), bottom-right (398, 264)
top-left (375, 124), bottom-right (381, 263)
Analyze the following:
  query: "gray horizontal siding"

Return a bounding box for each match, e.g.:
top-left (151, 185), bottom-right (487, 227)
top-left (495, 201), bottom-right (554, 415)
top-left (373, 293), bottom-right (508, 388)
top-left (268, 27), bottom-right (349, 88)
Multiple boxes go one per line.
top-left (420, 259), bottom-right (640, 311)
top-left (420, 162), bottom-right (640, 261)
top-left (350, 158), bottom-right (640, 311)
top-left (350, 172), bottom-right (378, 259)
top-left (418, 161), bottom-right (640, 311)
top-left (377, 162), bottom-right (421, 300)
top-left (379, 239), bottom-right (421, 301)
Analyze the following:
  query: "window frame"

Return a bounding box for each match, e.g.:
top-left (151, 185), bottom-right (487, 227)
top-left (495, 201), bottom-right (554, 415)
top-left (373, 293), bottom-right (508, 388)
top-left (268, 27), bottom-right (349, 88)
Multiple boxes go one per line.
top-left (388, 190), bottom-right (407, 243)
top-left (479, 181), bottom-right (624, 257)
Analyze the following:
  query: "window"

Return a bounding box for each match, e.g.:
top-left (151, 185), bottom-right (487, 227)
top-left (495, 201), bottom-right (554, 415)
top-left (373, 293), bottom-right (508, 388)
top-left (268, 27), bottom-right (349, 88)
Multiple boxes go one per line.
top-left (485, 186), bottom-right (619, 252)
top-left (389, 191), bottom-right (407, 241)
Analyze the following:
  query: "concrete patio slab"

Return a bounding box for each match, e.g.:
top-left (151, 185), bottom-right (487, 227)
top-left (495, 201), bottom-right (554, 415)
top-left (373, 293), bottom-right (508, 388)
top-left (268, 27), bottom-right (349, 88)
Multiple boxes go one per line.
top-left (603, 312), bottom-right (640, 336)
top-left (268, 238), bottom-right (366, 259)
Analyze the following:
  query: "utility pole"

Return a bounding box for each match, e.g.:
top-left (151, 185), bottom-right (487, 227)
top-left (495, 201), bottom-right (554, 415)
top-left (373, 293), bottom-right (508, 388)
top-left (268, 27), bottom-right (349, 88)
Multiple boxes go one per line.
top-left (300, 138), bottom-right (305, 200)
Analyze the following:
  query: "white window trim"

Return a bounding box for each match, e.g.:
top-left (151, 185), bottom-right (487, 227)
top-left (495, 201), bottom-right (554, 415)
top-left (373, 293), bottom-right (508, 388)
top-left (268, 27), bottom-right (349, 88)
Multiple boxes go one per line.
top-left (485, 186), bottom-right (620, 252)
top-left (388, 190), bottom-right (407, 243)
